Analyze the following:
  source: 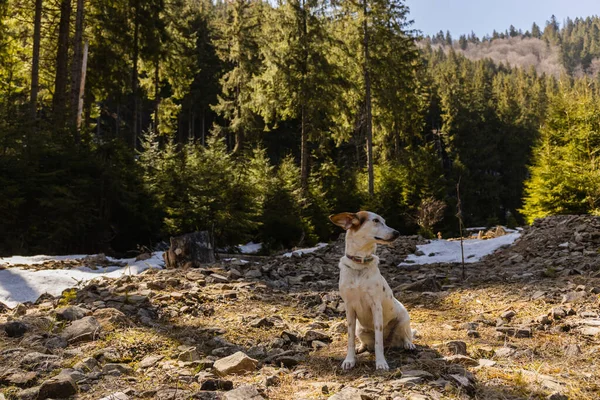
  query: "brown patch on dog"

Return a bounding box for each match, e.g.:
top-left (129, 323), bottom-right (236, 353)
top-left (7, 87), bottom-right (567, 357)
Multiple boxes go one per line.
top-left (349, 211), bottom-right (370, 232)
top-left (330, 211), bottom-right (368, 231)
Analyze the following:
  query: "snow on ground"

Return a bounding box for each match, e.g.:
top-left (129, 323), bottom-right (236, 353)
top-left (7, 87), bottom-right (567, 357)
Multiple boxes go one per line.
top-left (399, 232), bottom-right (520, 266)
top-left (238, 242), bottom-right (262, 254)
top-left (283, 243), bottom-right (328, 258)
top-left (0, 253), bottom-right (164, 309)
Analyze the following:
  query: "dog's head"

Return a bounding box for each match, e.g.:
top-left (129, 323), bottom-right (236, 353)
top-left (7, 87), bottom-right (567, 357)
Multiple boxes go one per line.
top-left (329, 211), bottom-right (400, 244)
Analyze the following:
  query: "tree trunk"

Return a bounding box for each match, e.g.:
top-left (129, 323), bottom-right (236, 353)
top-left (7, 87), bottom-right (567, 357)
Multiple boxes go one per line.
top-left (299, 0), bottom-right (309, 193)
top-left (163, 231), bottom-right (215, 268)
top-left (52, 0), bottom-right (72, 128)
top-left (30, 0), bottom-right (42, 127)
top-left (154, 55), bottom-right (160, 134)
top-left (70, 0), bottom-right (84, 135)
top-left (363, 0), bottom-right (374, 197)
top-left (131, 0), bottom-right (140, 148)
top-left (76, 41), bottom-right (89, 130)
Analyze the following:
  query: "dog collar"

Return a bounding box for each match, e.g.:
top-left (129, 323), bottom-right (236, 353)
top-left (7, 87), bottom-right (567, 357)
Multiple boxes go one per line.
top-left (346, 254), bottom-right (374, 264)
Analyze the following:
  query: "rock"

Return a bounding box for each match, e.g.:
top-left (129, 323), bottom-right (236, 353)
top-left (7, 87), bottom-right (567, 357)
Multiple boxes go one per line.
top-left (223, 385), bottom-right (264, 400)
top-left (303, 329), bottom-right (331, 342)
top-left (249, 317), bottom-right (274, 328)
top-left (580, 326), bottom-right (600, 336)
top-left (550, 307), bottom-right (568, 320)
top-left (495, 326), bottom-right (532, 338)
top-left (43, 335), bottom-right (68, 350)
top-left (73, 357), bottom-right (99, 372)
top-left (501, 310), bottom-right (516, 320)
top-left (155, 388), bottom-right (192, 400)
top-left (21, 352), bottom-right (60, 370)
top-left (199, 378), bottom-right (234, 391)
top-left (37, 374), bottom-right (77, 400)
top-left (0, 369), bottom-right (38, 387)
top-left (99, 392), bottom-right (130, 400)
top-left (494, 347), bottom-right (516, 357)
top-left (563, 343), bottom-right (581, 357)
top-left (547, 393), bottom-right (568, 400)
top-left (4, 321), bottom-right (28, 337)
top-left (478, 359), bottom-right (496, 367)
top-left (467, 329), bottom-right (480, 338)
top-left (445, 341), bottom-right (467, 356)
top-left (61, 316), bottom-right (102, 342)
top-left (449, 374), bottom-right (474, 392)
top-left (57, 368), bottom-right (86, 383)
top-left (93, 308), bottom-right (132, 330)
top-left (328, 387), bottom-right (372, 400)
top-left (213, 352), bottom-right (258, 376)
top-left (139, 355), bottom-right (163, 368)
top-left (244, 270), bottom-right (263, 279)
top-left (55, 306), bottom-right (88, 321)
top-left (102, 363), bottom-right (133, 375)
top-left (443, 354), bottom-right (479, 367)
top-left (273, 354), bottom-right (303, 368)
top-left (178, 347), bottom-right (200, 362)
top-left (264, 375), bottom-right (280, 387)
top-left (561, 291), bottom-right (587, 304)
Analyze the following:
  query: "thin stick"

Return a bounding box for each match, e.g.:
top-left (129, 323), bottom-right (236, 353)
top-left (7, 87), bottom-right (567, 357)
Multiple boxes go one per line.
top-left (456, 177), bottom-right (465, 280)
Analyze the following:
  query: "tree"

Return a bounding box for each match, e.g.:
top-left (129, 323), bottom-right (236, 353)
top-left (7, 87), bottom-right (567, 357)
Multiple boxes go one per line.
top-left (253, 0), bottom-right (340, 192)
top-left (52, 0), bottom-right (72, 127)
top-left (531, 22), bottom-right (541, 38)
top-left (30, 0), bottom-right (42, 126)
top-left (213, 0), bottom-right (263, 154)
top-left (70, 0), bottom-right (85, 133)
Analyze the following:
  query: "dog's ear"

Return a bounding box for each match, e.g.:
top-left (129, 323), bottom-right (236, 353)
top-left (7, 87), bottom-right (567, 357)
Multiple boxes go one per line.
top-left (329, 212), bottom-right (360, 230)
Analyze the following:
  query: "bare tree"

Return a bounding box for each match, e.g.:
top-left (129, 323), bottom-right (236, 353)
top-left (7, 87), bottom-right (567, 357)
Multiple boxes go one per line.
top-left (70, 0), bottom-right (85, 134)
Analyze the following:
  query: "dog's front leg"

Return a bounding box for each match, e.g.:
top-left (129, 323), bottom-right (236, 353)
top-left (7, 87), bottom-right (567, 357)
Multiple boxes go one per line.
top-left (372, 303), bottom-right (389, 370)
top-left (342, 306), bottom-right (357, 370)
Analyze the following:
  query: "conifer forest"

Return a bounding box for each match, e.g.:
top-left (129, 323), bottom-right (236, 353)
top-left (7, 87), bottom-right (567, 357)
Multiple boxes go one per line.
top-left (1, 0), bottom-right (599, 256)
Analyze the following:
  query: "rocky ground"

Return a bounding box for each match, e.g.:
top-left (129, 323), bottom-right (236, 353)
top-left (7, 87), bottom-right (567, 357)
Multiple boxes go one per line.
top-left (1, 215), bottom-right (599, 400)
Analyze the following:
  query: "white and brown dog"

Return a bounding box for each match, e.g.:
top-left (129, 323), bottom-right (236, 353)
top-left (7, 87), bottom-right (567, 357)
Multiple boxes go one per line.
top-left (330, 211), bottom-right (415, 371)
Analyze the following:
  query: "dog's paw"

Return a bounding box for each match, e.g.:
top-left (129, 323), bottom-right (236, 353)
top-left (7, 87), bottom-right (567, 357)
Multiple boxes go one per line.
top-left (341, 357), bottom-right (356, 370)
top-left (404, 342), bottom-right (416, 351)
top-left (375, 359), bottom-right (389, 371)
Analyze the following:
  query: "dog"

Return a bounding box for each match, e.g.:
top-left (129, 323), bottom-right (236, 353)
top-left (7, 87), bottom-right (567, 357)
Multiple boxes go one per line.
top-left (330, 211), bottom-right (415, 371)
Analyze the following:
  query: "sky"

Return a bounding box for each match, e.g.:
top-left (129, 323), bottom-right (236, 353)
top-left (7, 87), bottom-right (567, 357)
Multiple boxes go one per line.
top-left (405, 0), bottom-right (599, 38)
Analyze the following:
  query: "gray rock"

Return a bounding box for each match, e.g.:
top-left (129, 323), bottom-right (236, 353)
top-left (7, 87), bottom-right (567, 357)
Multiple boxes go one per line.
top-left (61, 316), bottom-right (102, 343)
top-left (21, 352), bottom-right (60, 371)
top-left (445, 340), bottom-right (467, 356)
top-left (55, 306), bottom-right (88, 321)
top-left (303, 329), bottom-right (331, 342)
top-left (0, 369), bottom-right (38, 387)
top-left (213, 352), bottom-right (258, 376)
top-left (99, 392), bottom-right (130, 400)
top-left (4, 321), bottom-right (28, 338)
top-left (73, 357), bottom-right (99, 372)
top-left (139, 354), bottom-right (163, 368)
top-left (501, 310), bottom-right (516, 320)
top-left (249, 317), bottom-right (274, 328)
top-left (495, 347), bottom-right (516, 357)
top-left (102, 363), bottom-right (133, 376)
top-left (328, 387), bottom-right (372, 400)
top-left (37, 374), bottom-right (77, 400)
top-left (178, 347), bottom-right (200, 362)
top-left (223, 385), bottom-right (264, 400)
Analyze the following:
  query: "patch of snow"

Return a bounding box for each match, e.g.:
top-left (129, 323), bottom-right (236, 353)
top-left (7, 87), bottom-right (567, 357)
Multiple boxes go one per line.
top-left (0, 252), bottom-right (164, 309)
top-left (0, 254), bottom-right (89, 266)
top-left (223, 258), bottom-right (250, 264)
top-left (283, 243), bottom-right (328, 258)
top-left (238, 242), bottom-right (262, 254)
top-left (399, 233), bottom-right (520, 266)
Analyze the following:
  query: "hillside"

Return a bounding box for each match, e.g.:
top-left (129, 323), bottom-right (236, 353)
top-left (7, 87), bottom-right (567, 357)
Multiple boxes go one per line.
top-left (1, 215), bottom-right (599, 399)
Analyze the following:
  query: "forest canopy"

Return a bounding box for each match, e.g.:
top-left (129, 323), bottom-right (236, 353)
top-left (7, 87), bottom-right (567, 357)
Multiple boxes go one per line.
top-left (0, 1), bottom-right (598, 256)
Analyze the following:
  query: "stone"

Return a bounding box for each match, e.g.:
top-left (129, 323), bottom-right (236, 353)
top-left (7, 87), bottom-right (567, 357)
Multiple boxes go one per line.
top-left (55, 306), bottom-right (88, 321)
top-left (244, 270), bottom-right (263, 279)
top-left (102, 363), bottom-right (133, 375)
top-left (443, 354), bottom-right (479, 367)
top-left (21, 352), bottom-right (60, 370)
top-left (402, 277), bottom-right (441, 292)
top-left (328, 387), bottom-right (372, 400)
top-left (61, 316), bottom-right (102, 342)
top-left (580, 326), bottom-right (600, 336)
top-left (178, 347), bottom-right (200, 362)
top-left (467, 329), bottom-right (480, 338)
top-left (73, 357), bottom-right (99, 372)
top-left (43, 335), bottom-right (68, 350)
top-left (199, 378), bottom-right (233, 391)
top-left (495, 326), bottom-right (532, 338)
top-left (501, 310), bottom-right (516, 320)
top-left (273, 354), bottom-right (303, 368)
top-left (303, 329), bottom-right (331, 342)
top-left (93, 308), bottom-right (131, 330)
top-left (223, 385), bottom-right (264, 400)
top-left (4, 321), bottom-right (28, 337)
top-left (155, 388), bottom-right (192, 400)
top-left (0, 369), bottom-right (38, 387)
top-left (494, 347), bottom-right (516, 357)
top-left (445, 341), bottom-right (467, 356)
top-left (37, 374), bottom-right (77, 400)
top-left (563, 344), bottom-right (581, 357)
top-left (249, 317), bottom-right (274, 328)
top-left (478, 359), bottom-right (496, 368)
top-left (561, 291), bottom-right (587, 304)
top-left (139, 355), bottom-right (163, 368)
top-left (213, 352), bottom-right (258, 376)
top-left (99, 392), bottom-right (130, 400)
top-left (402, 370), bottom-right (434, 379)
top-left (547, 393), bottom-right (568, 400)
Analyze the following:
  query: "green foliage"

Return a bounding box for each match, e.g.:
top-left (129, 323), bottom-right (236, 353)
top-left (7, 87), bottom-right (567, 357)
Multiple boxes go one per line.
top-left (521, 83), bottom-right (600, 222)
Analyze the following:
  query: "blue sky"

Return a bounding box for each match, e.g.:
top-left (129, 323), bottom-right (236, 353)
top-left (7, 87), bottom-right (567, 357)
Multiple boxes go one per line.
top-left (405, 0), bottom-right (599, 38)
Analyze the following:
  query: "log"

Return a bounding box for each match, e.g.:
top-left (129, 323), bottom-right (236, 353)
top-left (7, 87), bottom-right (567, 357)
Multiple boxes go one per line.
top-left (163, 231), bottom-right (215, 268)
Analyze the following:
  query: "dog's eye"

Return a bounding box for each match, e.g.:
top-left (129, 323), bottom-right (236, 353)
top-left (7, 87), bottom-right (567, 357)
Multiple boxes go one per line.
top-left (373, 219), bottom-right (380, 224)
